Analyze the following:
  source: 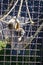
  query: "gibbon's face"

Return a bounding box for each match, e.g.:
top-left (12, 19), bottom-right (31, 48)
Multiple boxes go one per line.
top-left (8, 17), bottom-right (20, 30)
top-left (8, 21), bottom-right (20, 30)
top-left (8, 17), bottom-right (16, 29)
top-left (8, 22), bottom-right (13, 29)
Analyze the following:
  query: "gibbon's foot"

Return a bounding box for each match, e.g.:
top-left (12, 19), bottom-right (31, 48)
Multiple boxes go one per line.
top-left (18, 37), bottom-right (22, 42)
top-left (18, 36), bottom-right (24, 42)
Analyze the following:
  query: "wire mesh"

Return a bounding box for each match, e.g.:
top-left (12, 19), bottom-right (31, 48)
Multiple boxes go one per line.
top-left (0, 0), bottom-right (43, 65)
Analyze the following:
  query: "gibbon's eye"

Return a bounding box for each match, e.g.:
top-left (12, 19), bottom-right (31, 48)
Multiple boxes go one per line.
top-left (8, 23), bottom-right (13, 29)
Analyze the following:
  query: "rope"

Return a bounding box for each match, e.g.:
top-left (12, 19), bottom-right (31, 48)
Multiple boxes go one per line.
top-left (0, 0), bottom-right (19, 23)
top-left (25, 0), bottom-right (34, 24)
top-left (2, 0), bottom-right (14, 18)
top-left (17, 0), bottom-right (23, 17)
top-left (24, 23), bottom-right (43, 48)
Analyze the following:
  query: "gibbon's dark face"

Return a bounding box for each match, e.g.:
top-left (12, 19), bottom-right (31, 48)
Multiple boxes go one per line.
top-left (8, 23), bottom-right (13, 29)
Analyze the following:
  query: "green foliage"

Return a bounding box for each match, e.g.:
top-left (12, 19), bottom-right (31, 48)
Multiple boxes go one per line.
top-left (0, 41), bottom-right (6, 50)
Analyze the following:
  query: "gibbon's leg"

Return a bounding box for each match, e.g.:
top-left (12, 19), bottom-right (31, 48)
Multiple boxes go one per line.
top-left (18, 28), bottom-right (25, 41)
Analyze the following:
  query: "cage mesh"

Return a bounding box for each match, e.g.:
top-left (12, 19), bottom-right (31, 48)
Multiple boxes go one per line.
top-left (0, 0), bottom-right (43, 65)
